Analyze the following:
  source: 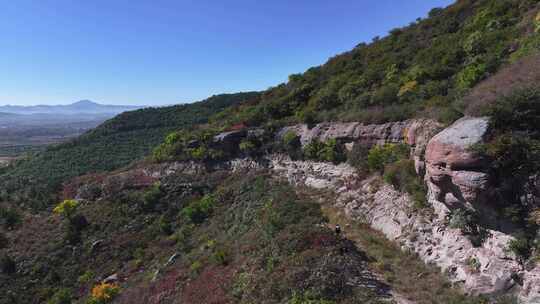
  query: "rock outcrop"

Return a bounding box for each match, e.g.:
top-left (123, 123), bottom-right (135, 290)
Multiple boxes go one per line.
top-left (278, 119), bottom-right (441, 176)
top-left (279, 119), bottom-right (441, 153)
top-left (424, 117), bottom-right (491, 215)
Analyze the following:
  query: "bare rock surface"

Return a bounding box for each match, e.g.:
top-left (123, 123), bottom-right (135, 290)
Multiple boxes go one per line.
top-left (424, 117), bottom-right (492, 217)
top-left (279, 119), bottom-right (441, 155)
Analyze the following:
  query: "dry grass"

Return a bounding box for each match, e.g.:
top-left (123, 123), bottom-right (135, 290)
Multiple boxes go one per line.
top-left (464, 53), bottom-right (540, 116)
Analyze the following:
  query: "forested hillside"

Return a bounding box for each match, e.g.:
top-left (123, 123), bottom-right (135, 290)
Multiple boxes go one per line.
top-left (209, 0), bottom-right (540, 128)
top-left (0, 92), bottom-right (259, 209)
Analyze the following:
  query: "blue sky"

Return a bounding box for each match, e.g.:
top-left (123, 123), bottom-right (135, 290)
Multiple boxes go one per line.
top-left (0, 0), bottom-right (453, 106)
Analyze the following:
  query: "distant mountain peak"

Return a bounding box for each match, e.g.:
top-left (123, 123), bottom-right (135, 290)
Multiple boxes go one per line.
top-left (72, 100), bottom-right (98, 106)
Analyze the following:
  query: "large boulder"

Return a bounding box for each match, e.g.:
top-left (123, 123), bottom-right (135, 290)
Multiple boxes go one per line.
top-left (424, 117), bottom-right (491, 215)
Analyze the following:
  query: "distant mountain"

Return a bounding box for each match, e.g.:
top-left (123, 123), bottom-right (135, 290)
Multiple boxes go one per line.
top-left (0, 100), bottom-right (142, 115)
top-left (0, 112), bottom-right (18, 117)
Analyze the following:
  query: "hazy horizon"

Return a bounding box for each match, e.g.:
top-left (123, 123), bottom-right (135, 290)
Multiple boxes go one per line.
top-left (0, 0), bottom-right (452, 106)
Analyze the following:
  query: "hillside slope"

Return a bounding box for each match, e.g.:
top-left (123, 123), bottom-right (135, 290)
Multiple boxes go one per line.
top-left (0, 92), bottom-right (259, 209)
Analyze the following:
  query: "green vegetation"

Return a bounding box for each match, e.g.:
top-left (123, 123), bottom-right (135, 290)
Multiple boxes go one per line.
top-left (0, 171), bottom-right (405, 303)
top-left (47, 288), bottom-right (72, 304)
top-left (0, 206), bottom-right (21, 230)
top-left (53, 199), bottom-right (79, 221)
top-left (473, 87), bottom-right (540, 258)
top-left (152, 128), bottom-right (225, 162)
top-left (0, 254), bottom-right (16, 275)
top-left (449, 209), bottom-right (490, 247)
top-left (303, 139), bottom-right (345, 163)
top-left (181, 194), bottom-right (216, 224)
top-left (383, 160), bottom-right (428, 210)
top-left (141, 182), bottom-right (164, 211)
top-left (288, 291), bottom-right (336, 304)
top-left (366, 143), bottom-right (409, 172)
top-left (0, 92), bottom-right (258, 210)
top-left (208, 0), bottom-right (539, 129)
top-left (364, 144), bottom-right (428, 209)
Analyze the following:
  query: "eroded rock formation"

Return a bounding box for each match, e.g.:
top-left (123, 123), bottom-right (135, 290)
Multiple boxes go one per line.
top-left (424, 117), bottom-right (492, 218)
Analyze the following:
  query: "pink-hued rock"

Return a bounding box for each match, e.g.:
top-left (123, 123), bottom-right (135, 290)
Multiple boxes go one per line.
top-left (425, 117), bottom-right (489, 170)
top-left (279, 119), bottom-right (442, 162)
top-left (425, 117), bottom-right (491, 211)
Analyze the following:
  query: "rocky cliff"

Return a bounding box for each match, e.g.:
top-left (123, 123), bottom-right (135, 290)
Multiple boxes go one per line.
top-left (72, 118), bottom-right (540, 303)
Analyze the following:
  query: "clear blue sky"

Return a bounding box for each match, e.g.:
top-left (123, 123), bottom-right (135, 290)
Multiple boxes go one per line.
top-left (0, 0), bottom-right (453, 106)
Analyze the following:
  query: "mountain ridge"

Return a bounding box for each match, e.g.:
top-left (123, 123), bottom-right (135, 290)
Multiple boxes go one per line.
top-left (0, 100), bottom-right (143, 115)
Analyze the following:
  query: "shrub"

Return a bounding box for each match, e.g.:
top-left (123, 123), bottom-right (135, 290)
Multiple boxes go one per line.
top-left (88, 283), bottom-right (120, 304)
top-left (78, 270), bottom-right (95, 284)
top-left (54, 199), bottom-right (87, 243)
top-left (303, 139), bottom-right (325, 160)
top-left (211, 248), bottom-right (230, 266)
top-left (0, 232), bottom-right (8, 249)
top-left (449, 209), bottom-right (478, 234)
top-left (456, 62), bottom-right (487, 90)
top-left (53, 199), bottom-right (79, 220)
top-left (182, 194), bottom-right (216, 224)
top-left (0, 207), bottom-right (21, 229)
top-left (398, 80), bottom-right (418, 97)
top-left (158, 215), bottom-right (173, 235)
top-left (283, 131), bottom-right (300, 148)
top-left (383, 160), bottom-right (427, 209)
top-left (371, 83), bottom-right (399, 105)
top-left (484, 87), bottom-right (540, 134)
top-left (0, 254), bottom-right (16, 274)
top-left (449, 209), bottom-right (490, 247)
top-left (346, 143), bottom-right (369, 172)
top-left (303, 139), bottom-right (345, 163)
top-left (507, 237), bottom-right (531, 263)
top-left (296, 108), bottom-right (317, 125)
top-left (288, 291), bottom-right (335, 304)
top-left (142, 182), bottom-right (163, 211)
top-left (190, 261), bottom-right (203, 274)
top-left (239, 139), bottom-right (257, 155)
top-left (367, 143), bottom-right (409, 172)
top-left (467, 257), bottom-right (481, 273)
top-left (47, 288), bottom-right (72, 304)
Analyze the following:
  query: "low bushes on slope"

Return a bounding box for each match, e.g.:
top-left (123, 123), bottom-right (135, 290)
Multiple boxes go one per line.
top-left (472, 87), bottom-right (540, 262)
top-left (0, 171), bottom-right (391, 304)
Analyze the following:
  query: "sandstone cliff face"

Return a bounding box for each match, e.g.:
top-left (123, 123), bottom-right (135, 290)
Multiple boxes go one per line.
top-left (279, 119), bottom-right (441, 176)
top-left (279, 119), bottom-right (441, 153)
